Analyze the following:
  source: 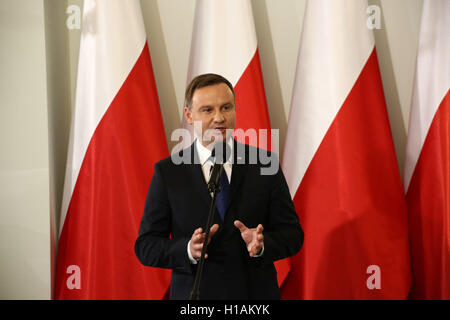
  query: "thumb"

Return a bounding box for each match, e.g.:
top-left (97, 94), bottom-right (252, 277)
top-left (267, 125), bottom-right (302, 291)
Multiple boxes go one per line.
top-left (234, 220), bottom-right (248, 233)
top-left (207, 224), bottom-right (219, 244)
top-left (210, 224), bottom-right (219, 236)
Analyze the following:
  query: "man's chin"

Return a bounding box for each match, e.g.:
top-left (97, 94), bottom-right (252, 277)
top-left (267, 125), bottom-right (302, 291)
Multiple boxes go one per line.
top-left (202, 136), bottom-right (224, 150)
top-left (213, 134), bottom-right (227, 142)
top-left (206, 129), bottom-right (233, 141)
top-left (201, 129), bottom-right (233, 148)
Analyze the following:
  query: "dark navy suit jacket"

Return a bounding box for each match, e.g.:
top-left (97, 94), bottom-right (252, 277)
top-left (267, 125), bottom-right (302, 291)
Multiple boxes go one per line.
top-left (135, 140), bottom-right (303, 299)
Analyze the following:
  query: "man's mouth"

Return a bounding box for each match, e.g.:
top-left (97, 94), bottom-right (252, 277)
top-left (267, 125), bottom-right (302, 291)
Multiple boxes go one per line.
top-left (214, 127), bottom-right (226, 133)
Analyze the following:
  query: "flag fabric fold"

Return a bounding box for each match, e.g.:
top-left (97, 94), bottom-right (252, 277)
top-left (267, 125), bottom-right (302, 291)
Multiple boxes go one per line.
top-left (404, 0), bottom-right (450, 300)
top-left (281, 0), bottom-right (411, 299)
top-left (54, 0), bottom-right (171, 299)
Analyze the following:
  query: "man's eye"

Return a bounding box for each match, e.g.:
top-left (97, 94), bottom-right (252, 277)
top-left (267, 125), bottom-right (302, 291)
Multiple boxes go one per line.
top-left (202, 108), bottom-right (212, 113)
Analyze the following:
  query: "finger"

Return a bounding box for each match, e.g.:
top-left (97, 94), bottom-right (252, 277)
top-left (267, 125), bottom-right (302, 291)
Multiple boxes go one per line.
top-left (210, 224), bottom-right (219, 235)
top-left (193, 233), bottom-right (205, 244)
top-left (234, 220), bottom-right (248, 233)
top-left (257, 234), bottom-right (264, 241)
top-left (191, 228), bottom-right (202, 241)
top-left (257, 224), bottom-right (264, 233)
top-left (192, 243), bottom-right (203, 250)
top-left (194, 250), bottom-right (209, 260)
top-left (249, 244), bottom-right (261, 257)
top-left (190, 241), bottom-right (201, 259)
top-left (195, 232), bottom-right (204, 241)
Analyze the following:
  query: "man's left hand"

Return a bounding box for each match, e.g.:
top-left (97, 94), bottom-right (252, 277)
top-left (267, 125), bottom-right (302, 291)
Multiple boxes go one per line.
top-left (234, 220), bottom-right (264, 257)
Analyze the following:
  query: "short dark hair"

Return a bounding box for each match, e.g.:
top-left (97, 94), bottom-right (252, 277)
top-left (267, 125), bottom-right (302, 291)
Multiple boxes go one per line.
top-left (184, 73), bottom-right (235, 110)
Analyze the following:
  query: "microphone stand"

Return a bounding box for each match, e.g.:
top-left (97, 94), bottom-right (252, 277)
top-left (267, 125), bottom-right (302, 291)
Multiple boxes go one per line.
top-left (190, 165), bottom-right (223, 300)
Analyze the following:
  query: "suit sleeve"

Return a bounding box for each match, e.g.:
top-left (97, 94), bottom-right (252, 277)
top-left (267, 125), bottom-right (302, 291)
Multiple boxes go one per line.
top-left (262, 162), bottom-right (304, 263)
top-left (134, 162), bottom-right (193, 274)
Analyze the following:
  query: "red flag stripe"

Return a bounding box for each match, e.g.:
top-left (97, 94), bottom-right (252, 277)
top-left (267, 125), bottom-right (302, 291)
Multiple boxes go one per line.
top-left (233, 49), bottom-right (272, 150)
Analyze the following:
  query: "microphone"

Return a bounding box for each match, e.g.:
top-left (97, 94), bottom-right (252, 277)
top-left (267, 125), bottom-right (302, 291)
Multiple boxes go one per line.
top-left (208, 142), bottom-right (231, 192)
top-left (208, 163), bottom-right (222, 192)
top-left (190, 141), bottom-right (231, 300)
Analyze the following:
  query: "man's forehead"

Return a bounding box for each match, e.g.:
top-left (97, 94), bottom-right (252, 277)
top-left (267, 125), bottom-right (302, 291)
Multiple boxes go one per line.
top-left (192, 83), bottom-right (234, 105)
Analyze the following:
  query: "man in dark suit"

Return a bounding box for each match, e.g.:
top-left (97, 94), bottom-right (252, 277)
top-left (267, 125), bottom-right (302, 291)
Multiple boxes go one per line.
top-left (135, 73), bottom-right (303, 299)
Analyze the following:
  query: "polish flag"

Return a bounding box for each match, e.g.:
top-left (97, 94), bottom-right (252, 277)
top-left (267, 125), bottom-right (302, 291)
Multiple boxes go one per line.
top-left (54, 0), bottom-right (171, 299)
top-left (183, 0), bottom-right (289, 287)
top-left (281, 0), bottom-right (411, 299)
top-left (404, 0), bottom-right (450, 300)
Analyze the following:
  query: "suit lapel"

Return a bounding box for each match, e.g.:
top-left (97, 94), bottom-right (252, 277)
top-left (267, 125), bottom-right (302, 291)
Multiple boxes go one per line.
top-left (226, 140), bottom-right (248, 213)
top-left (185, 142), bottom-right (211, 209)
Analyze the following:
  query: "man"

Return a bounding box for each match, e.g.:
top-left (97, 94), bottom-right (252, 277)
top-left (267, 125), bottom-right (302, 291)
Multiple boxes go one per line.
top-left (135, 73), bottom-right (303, 299)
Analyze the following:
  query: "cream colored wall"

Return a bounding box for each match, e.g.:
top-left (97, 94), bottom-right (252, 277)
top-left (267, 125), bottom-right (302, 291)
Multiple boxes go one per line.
top-left (0, 0), bottom-right (423, 299)
top-left (43, 0), bottom-right (74, 299)
top-left (0, 0), bottom-right (51, 299)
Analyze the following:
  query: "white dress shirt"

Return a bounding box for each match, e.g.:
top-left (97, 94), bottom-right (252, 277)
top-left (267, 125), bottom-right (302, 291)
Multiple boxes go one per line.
top-left (196, 137), bottom-right (233, 185)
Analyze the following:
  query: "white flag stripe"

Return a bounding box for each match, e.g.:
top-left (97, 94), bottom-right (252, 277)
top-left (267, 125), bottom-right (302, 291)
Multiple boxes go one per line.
top-left (283, 0), bottom-right (374, 197)
top-left (60, 0), bottom-right (147, 232)
top-left (404, 0), bottom-right (450, 191)
top-left (187, 0), bottom-right (257, 86)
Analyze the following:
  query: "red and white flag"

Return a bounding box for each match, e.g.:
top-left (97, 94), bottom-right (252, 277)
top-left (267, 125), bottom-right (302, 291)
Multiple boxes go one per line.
top-left (184, 0), bottom-right (290, 286)
top-left (183, 0), bottom-right (272, 151)
top-left (404, 0), bottom-right (450, 300)
top-left (281, 0), bottom-right (411, 299)
top-left (54, 0), bottom-right (171, 299)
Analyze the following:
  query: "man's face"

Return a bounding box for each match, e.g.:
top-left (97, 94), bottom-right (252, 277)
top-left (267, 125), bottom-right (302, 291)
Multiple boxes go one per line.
top-left (184, 83), bottom-right (236, 148)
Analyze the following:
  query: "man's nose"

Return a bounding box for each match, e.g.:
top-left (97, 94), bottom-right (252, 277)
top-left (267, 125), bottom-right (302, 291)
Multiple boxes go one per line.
top-left (213, 110), bottom-right (225, 123)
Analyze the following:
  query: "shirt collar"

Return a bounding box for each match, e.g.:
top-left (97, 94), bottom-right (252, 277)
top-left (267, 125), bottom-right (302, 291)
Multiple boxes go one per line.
top-left (196, 137), bottom-right (234, 166)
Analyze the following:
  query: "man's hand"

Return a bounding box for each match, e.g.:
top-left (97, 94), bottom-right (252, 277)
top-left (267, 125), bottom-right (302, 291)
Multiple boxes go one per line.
top-left (234, 220), bottom-right (264, 257)
top-left (189, 224), bottom-right (219, 260)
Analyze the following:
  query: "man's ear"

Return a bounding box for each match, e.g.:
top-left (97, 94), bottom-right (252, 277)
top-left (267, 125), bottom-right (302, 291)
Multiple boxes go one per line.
top-left (184, 106), bottom-right (193, 125)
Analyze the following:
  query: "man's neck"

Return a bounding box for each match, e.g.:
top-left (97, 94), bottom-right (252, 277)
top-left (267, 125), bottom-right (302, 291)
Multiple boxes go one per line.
top-left (196, 137), bottom-right (234, 165)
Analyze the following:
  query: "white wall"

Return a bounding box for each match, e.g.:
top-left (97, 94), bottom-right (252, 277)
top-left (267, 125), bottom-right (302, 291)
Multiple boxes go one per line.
top-left (0, 0), bottom-right (423, 299)
top-left (0, 0), bottom-right (51, 299)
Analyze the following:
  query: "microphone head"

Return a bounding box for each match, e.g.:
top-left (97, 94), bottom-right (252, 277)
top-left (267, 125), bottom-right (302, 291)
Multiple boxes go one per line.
top-left (212, 141), bottom-right (232, 164)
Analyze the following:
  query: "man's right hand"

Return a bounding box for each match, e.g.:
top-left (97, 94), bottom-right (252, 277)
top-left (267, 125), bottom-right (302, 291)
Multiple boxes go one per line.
top-left (189, 224), bottom-right (219, 260)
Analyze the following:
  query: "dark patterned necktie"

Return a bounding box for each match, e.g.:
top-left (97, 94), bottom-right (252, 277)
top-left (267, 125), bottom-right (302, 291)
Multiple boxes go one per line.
top-left (215, 167), bottom-right (230, 220)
